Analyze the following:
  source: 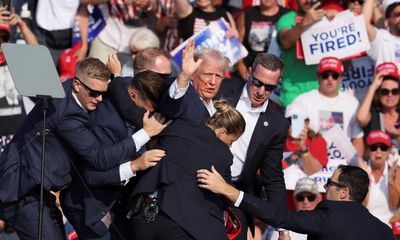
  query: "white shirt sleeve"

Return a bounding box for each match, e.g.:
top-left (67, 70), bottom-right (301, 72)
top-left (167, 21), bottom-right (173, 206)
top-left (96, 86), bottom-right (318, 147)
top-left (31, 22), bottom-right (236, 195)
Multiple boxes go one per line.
top-left (168, 79), bottom-right (190, 99)
top-left (234, 191), bottom-right (244, 207)
top-left (132, 128), bottom-right (150, 151)
top-left (119, 161), bottom-right (136, 182)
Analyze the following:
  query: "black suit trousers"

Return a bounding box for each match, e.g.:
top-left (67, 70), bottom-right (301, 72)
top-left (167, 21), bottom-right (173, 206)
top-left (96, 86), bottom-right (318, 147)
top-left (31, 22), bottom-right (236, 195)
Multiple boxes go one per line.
top-left (129, 208), bottom-right (194, 240)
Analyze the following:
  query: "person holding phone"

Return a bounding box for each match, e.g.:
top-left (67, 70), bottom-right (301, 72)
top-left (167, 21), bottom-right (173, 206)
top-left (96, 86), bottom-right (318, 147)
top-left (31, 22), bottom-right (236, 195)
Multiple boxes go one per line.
top-left (357, 62), bottom-right (400, 148)
top-left (284, 113), bottom-right (328, 176)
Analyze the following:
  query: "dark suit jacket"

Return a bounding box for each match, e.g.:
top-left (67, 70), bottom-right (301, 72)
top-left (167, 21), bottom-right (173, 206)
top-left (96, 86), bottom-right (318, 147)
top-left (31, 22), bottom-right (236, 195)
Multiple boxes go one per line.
top-left (0, 80), bottom-right (137, 203)
top-left (218, 80), bottom-right (288, 203)
top-left (240, 193), bottom-right (394, 240)
top-left (108, 76), bottom-right (144, 129)
top-left (61, 80), bottom-right (144, 237)
top-left (131, 120), bottom-right (231, 240)
top-left (159, 83), bottom-right (210, 125)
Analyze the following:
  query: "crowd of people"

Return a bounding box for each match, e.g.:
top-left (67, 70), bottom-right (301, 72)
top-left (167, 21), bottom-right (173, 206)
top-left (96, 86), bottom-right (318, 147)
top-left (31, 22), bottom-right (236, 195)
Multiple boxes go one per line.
top-left (0, 0), bottom-right (400, 239)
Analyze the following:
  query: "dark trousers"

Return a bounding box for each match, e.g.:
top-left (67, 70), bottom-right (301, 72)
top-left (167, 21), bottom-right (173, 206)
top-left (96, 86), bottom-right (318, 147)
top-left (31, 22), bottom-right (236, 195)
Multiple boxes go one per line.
top-left (0, 192), bottom-right (65, 240)
top-left (129, 209), bottom-right (194, 240)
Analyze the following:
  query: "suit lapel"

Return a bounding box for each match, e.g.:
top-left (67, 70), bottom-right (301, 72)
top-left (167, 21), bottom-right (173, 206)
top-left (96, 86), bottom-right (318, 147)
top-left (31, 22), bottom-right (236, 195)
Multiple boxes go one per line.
top-left (244, 104), bottom-right (273, 170)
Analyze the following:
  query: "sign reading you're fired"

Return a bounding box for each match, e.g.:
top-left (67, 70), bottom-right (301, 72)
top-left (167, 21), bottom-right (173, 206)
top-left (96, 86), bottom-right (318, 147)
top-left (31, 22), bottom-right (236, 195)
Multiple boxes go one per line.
top-left (301, 10), bottom-right (371, 65)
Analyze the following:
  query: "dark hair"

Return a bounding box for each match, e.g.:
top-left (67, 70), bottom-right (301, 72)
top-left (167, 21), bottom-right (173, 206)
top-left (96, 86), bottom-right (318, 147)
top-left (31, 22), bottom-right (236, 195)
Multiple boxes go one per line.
top-left (75, 58), bottom-right (111, 82)
top-left (134, 48), bottom-right (171, 73)
top-left (372, 77), bottom-right (400, 112)
top-left (336, 165), bottom-right (369, 203)
top-left (129, 70), bottom-right (167, 109)
top-left (251, 53), bottom-right (284, 75)
top-left (385, 2), bottom-right (400, 18)
top-left (206, 99), bottom-right (246, 137)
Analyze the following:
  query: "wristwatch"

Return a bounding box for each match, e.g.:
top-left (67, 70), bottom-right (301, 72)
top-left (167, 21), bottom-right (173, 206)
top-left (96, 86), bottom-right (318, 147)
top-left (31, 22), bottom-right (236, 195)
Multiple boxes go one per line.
top-left (299, 148), bottom-right (309, 155)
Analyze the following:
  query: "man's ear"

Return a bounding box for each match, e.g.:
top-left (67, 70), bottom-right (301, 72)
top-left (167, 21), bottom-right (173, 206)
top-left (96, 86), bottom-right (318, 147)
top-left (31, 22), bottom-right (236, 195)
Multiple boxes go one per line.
top-left (246, 67), bottom-right (251, 81)
top-left (129, 88), bottom-right (137, 100)
top-left (72, 78), bottom-right (80, 93)
top-left (339, 187), bottom-right (350, 200)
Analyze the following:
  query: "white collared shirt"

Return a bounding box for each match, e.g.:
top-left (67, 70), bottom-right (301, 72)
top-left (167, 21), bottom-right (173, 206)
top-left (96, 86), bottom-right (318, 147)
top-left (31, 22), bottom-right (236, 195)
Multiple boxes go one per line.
top-left (71, 91), bottom-right (150, 183)
top-left (230, 84), bottom-right (268, 180)
top-left (367, 161), bottom-right (394, 227)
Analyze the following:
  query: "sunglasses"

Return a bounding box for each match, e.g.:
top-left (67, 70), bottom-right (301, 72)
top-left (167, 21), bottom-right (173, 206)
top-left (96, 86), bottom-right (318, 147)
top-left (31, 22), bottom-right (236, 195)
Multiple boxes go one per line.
top-left (324, 178), bottom-right (346, 190)
top-left (157, 72), bottom-right (172, 80)
top-left (349, 0), bottom-right (364, 4)
top-left (391, 12), bottom-right (400, 18)
top-left (320, 71), bottom-right (340, 80)
top-left (249, 75), bottom-right (278, 92)
top-left (295, 195), bottom-right (316, 202)
top-left (379, 88), bottom-right (400, 96)
top-left (369, 144), bottom-right (389, 152)
top-left (74, 77), bottom-right (106, 98)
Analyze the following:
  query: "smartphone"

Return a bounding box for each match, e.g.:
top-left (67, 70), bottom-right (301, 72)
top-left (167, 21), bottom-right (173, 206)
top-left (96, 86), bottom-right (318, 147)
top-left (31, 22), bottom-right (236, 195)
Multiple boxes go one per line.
top-left (291, 114), bottom-right (306, 139)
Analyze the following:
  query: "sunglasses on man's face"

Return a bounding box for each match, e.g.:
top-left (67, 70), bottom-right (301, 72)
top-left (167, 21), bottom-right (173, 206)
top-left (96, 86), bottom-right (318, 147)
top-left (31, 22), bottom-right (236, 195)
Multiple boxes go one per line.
top-left (369, 144), bottom-right (389, 152)
top-left (157, 72), bottom-right (172, 80)
top-left (75, 77), bottom-right (106, 98)
top-left (320, 71), bottom-right (340, 80)
top-left (295, 194), bottom-right (316, 202)
top-left (249, 75), bottom-right (278, 92)
top-left (324, 178), bottom-right (346, 190)
top-left (390, 12), bottom-right (400, 18)
top-left (379, 88), bottom-right (400, 96)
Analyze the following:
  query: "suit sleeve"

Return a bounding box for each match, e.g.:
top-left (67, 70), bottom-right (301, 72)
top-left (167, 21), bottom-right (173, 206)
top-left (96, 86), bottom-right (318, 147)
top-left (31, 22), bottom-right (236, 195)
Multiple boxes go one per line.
top-left (83, 165), bottom-right (123, 186)
top-left (108, 76), bottom-right (144, 128)
top-left (159, 90), bottom-right (187, 120)
top-left (260, 120), bottom-right (289, 207)
top-left (56, 111), bottom-right (137, 171)
top-left (240, 193), bottom-right (327, 235)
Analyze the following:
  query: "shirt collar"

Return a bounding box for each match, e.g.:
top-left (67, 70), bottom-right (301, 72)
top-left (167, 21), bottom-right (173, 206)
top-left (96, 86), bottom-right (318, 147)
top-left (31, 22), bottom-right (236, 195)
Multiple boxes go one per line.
top-left (239, 84), bottom-right (269, 113)
top-left (72, 91), bottom-right (87, 113)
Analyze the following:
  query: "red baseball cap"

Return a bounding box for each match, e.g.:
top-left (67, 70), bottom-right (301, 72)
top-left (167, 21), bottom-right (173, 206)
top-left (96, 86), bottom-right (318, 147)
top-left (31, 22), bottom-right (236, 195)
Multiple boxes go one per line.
top-left (375, 62), bottom-right (399, 79)
top-left (317, 57), bottom-right (344, 75)
top-left (0, 24), bottom-right (11, 33)
top-left (366, 130), bottom-right (392, 147)
top-left (58, 42), bottom-right (82, 81)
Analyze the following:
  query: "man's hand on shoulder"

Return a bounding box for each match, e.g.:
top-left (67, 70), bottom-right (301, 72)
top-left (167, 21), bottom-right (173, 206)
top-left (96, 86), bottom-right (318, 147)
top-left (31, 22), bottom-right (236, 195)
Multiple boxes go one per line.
top-left (142, 111), bottom-right (172, 137)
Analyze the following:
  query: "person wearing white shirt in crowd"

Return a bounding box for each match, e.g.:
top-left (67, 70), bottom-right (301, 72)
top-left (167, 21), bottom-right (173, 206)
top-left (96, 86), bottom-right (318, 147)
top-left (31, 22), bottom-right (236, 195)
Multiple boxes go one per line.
top-left (364, 130), bottom-right (397, 227)
top-left (363, 0), bottom-right (400, 69)
top-left (286, 56), bottom-right (365, 157)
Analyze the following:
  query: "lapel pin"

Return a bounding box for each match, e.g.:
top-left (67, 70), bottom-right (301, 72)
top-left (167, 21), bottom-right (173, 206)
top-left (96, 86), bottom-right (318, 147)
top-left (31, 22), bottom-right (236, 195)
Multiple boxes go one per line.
top-left (263, 121), bottom-right (269, 127)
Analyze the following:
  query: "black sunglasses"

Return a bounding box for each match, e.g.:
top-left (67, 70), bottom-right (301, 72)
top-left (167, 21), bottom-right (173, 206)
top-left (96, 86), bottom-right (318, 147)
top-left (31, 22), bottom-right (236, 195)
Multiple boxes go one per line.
top-left (320, 71), bottom-right (340, 80)
top-left (74, 77), bottom-right (106, 98)
top-left (324, 178), bottom-right (346, 190)
top-left (349, 0), bottom-right (364, 4)
top-left (379, 88), bottom-right (400, 96)
top-left (391, 12), bottom-right (400, 18)
top-left (369, 144), bottom-right (389, 152)
top-left (249, 75), bottom-right (278, 92)
top-left (295, 194), bottom-right (316, 202)
top-left (158, 72), bottom-right (172, 80)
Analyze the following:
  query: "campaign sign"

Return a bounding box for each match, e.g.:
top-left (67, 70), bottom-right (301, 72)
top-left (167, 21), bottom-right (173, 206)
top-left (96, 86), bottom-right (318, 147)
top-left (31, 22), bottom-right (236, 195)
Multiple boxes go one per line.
top-left (283, 125), bottom-right (357, 192)
top-left (72, 5), bottom-right (106, 45)
top-left (283, 159), bottom-right (346, 192)
top-left (301, 10), bottom-right (370, 65)
top-left (171, 18), bottom-right (248, 70)
top-left (340, 56), bottom-right (375, 102)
